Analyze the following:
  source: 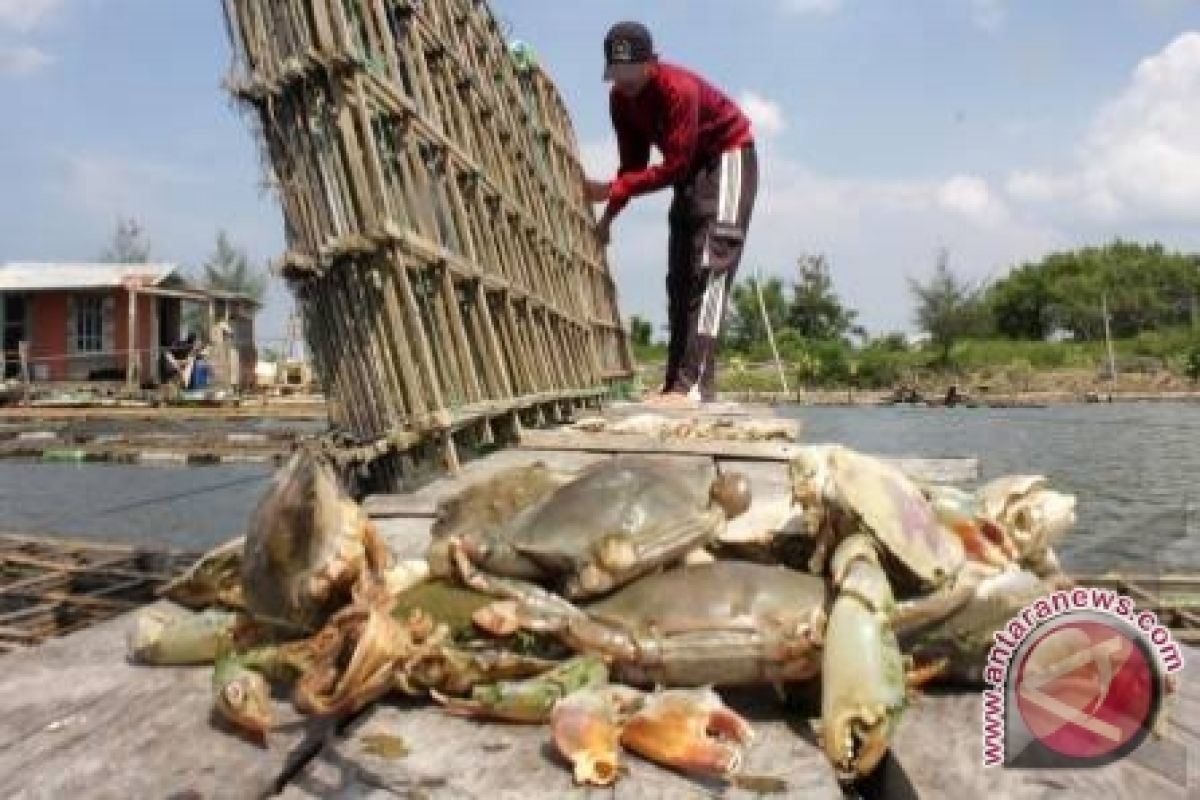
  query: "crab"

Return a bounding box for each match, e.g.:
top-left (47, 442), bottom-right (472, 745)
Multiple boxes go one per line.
top-left (430, 456), bottom-right (750, 600)
top-left (158, 536), bottom-right (247, 610)
top-left (239, 446), bottom-right (393, 633)
top-left (787, 446), bottom-right (1081, 764)
top-left (965, 474), bottom-right (1076, 580)
top-left (448, 550), bottom-right (905, 781)
top-left (134, 578), bottom-right (565, 739)
top-left (132, 445), bottom-right (437, 736)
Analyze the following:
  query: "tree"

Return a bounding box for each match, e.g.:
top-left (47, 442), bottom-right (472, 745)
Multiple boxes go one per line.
top-left (628, 314), bottom-right (653, 348)
top-left (726, 275), bottom-right (788, 353)
top-left (986, 240), bottom-right (1200, 340)
top-left (100, 217), bottom-right (151, 263)
top-left (909, 249), bottom-right (988, 365)
top-left (199, 231), bottom-right (267, 302)
top-left (787, 254), bottom-right (858, 342)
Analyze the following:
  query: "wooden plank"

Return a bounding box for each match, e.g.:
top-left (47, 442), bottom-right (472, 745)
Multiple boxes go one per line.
top-left (277, 689), bottom-right (843, 799)
top-left (277, 653), bottom-right (1200, 799)
top-left (517, 430), bottom-right (980, 483)
top-left (879, 672), bottom-right (1200, 799)
top-left (0, 602), bottom-right (328, 800)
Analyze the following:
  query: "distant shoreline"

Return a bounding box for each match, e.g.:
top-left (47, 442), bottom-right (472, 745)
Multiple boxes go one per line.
top-left (713, 389), bottom-right (1200, 408)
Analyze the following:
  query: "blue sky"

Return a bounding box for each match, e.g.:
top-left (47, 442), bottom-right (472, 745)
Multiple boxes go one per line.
top-left (2, 1), bottom-right (1199, 344)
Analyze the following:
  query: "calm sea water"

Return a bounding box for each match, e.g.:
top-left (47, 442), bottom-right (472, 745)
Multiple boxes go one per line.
top-left (780, 402), bottom-right (1200, 573)
top-left (1, 402), bottom-right (1197, 572)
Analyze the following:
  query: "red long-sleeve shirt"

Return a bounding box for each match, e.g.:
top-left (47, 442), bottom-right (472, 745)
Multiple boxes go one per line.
top-left (605, 62), bottom-right (753, 218)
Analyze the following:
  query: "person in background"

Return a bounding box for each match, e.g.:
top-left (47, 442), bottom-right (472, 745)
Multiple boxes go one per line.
top-left (585, 21), bottom-right (758, 407)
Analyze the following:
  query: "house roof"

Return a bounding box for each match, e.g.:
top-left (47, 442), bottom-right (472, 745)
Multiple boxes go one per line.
top-left (0, 263), bottom-right (261, 309)
top-left (0, 262), bottom-right (179, 291)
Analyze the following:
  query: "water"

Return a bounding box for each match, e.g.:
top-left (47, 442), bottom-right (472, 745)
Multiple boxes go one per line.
top-left (0, 462), bottom-right (272, 551)
top-left (781, 402), bottom-right (1200, 574)
top-left (1, 402), bottom-right (1197, 572)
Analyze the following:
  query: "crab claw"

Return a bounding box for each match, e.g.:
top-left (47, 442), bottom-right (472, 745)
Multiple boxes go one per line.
top-left (619, 688), bottom-right (754, 778)
top-left (213, 653), bottom-right (274, 742)
top-left (551, 685), bottom-right (645, 786)
top-left (821, 534), bottom-right (907, 780)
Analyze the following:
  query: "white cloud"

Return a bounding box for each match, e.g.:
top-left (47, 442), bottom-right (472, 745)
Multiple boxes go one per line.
top-left (578, 135), bottom-right (618, 179)
top-left (738, 91), bottom-right (787, 139)
top-left (1003, 31), bottom-right (1200, 222)
top-left (779, 0), bottom-right (843, 16)
top-left (0, 0), bottom-right (64, 32)
top-left (936, 174), bottom-right (1010, 226)
top-left (970, 0), bottom-right (1006, 32)
top-left (0, 44), bottom-right (51, 75)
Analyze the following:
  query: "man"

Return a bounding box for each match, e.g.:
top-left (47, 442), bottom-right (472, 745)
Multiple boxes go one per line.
top-left (586, 21), bottom-right (758, 406)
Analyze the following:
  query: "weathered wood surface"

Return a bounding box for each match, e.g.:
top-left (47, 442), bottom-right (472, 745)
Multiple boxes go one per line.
top-left (0, 601), bottom-right (329, 800)
top-left (1, 604), bottom-right (1194, 800)
top-left (515, 430), bottom-right (980, 484)
top-left (279, 689), bottom-right (844, 799)
top-left (278, 657), bottom-right (1200, 799)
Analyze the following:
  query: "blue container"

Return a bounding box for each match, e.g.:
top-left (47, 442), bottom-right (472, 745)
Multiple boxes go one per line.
top-left (190, 361), bottom-right (211, 390)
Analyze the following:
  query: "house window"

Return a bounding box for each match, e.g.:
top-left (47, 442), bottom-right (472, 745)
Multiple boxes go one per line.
top-left (75, 295), bottom-right (104, 353)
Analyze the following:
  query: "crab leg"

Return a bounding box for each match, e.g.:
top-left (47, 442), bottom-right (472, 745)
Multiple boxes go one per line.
top-left (456, 542), bottom-right (826, 687)
top-left (433, 653), bottom-right (608, 723)
top-left (129, 606), bottom-right (257, 666)
top-left (820, 533), bottom-right (907, 781)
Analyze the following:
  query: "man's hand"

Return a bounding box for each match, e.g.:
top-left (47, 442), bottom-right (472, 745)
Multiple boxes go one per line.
top-left (584, 178), bottom-right (611, 204)
top-left (595, 213), bottom-right (613, 247)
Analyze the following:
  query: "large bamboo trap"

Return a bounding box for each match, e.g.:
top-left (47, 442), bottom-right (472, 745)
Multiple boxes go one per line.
top-left (222, 0), bottom-right (634, 488)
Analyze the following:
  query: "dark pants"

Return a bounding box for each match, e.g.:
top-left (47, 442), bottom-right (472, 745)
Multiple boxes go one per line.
top-left (663, 144), bottom-right (758, 402)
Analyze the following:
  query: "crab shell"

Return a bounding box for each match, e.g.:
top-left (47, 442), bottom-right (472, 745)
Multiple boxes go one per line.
top-left (451, 457), bottom-right (747, 599)
top-left (575, 560), bottom-right (828, 687)
top-left (426, 463), bottom-right (573, 578)
top-left (241, 448), bottom-right (389, 632)
top-left (974, 476), bottom-right (1076, 569)
top-left (792, 445), bottom-right (965, 593)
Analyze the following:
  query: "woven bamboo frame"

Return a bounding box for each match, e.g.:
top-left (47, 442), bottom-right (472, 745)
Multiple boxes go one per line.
top-left (222, 0), bottom-right (632, 487)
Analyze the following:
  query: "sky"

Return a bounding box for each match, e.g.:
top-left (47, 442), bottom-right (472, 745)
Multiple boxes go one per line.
top-left (1, 1), bottom-right (1199, 344)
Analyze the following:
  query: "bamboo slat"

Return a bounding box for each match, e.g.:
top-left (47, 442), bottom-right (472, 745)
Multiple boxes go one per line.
top-left (226, 0), bottom-right (633, 488)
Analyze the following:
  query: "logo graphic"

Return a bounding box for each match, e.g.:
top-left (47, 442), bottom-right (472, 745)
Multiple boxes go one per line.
top-left (1011, 616), bottom-right (1160, 766)
top-left (981, 587), bottom-right (1186, 778)
top-left (612, 39), bottom-right (632, 62)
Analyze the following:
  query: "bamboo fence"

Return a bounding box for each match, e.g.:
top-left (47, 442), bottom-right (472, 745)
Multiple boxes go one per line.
top-left (222, 0), bottom-right (633, 487)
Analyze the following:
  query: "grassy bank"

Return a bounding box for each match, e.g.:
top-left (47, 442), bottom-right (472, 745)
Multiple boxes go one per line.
top-left (631, 329), bottom-right (1200, 400)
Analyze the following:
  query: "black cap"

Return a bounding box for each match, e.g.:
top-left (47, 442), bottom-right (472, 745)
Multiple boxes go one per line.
top-left (603, 21), bottom-right (654, 78)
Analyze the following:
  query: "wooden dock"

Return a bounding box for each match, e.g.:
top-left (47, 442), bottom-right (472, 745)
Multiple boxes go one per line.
top-left (1, 419), bottom-right (1197, 798)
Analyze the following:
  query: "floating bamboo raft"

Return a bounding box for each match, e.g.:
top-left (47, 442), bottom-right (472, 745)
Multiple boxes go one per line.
top-left (222, 0), bottom-right (633, 490)
top-left (1080, 573), bottom-right (1200, 645)
top-left (0, 533), bottom-right (198, 655)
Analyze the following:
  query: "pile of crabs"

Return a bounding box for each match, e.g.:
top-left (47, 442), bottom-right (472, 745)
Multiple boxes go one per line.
top-left (130, 443), bottom-right (1078, 787)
